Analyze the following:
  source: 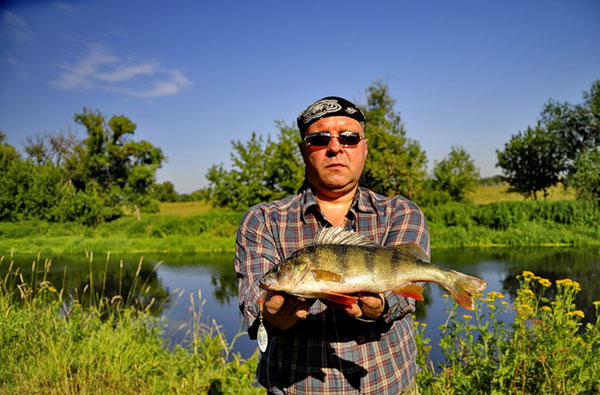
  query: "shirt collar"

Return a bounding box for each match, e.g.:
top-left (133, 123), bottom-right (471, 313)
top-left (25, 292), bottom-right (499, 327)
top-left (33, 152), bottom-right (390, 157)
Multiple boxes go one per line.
top-left (300, 184), bottom-right (378, 224)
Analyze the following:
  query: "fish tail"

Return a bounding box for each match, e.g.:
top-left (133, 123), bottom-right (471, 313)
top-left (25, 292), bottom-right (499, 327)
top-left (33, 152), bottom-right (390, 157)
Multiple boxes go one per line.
top-left (443, 270), bottom-right (487, 311)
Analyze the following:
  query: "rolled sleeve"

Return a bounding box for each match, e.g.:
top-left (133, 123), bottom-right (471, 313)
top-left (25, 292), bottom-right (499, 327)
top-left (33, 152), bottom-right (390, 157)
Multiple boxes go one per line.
top-left (234, 206), bottom-right (280, 339)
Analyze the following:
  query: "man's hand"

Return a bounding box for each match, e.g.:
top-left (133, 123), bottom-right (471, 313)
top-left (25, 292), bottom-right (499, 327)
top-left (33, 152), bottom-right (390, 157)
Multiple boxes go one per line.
top-left (262, 291), bottom-right (315, 330)
top-left (323, 292), bottom-right (385, 320)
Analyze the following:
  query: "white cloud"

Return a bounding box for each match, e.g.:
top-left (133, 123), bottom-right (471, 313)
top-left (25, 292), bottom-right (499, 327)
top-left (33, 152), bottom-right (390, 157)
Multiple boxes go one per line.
top-left (1, 10), bottom-right (33, 43)
top-left (52, 43), bottom-right (192, 98)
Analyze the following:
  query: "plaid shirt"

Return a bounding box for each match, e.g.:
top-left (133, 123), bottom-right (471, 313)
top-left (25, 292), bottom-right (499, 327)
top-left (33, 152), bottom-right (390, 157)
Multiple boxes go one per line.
top-left (235, 185), bottom-right (430, 394)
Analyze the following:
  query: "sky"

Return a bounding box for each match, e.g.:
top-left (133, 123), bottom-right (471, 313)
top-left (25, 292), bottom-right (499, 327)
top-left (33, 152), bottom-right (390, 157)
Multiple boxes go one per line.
top-left (1, 1), bottom-right (599, 193)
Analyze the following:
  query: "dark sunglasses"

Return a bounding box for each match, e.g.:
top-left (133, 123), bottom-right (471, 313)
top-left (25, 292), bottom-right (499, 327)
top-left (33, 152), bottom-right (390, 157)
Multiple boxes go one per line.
top-left (303, 131), bottom-right (364, 147)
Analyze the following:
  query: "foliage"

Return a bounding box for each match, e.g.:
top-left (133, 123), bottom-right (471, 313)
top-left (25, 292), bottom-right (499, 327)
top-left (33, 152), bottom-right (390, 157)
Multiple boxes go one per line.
top-left (497, 80), bottom-right (600, 200)
top-left (206, 123), bottom-right (303, 210)
top-left (496, 125), bottom-right (567, 199)
top-left (0, 110), bottom-right (164, 225)
top-left (433, 145), bottom-right (480, 202)
top-left (152, 181), bottom-right (180, 202)
top-left (541, 80), bottom-right (600, 165)
top-left (415, 272), bottom-right (600, 394)
top-left (567, 147), bottom-right (600, 204)
top-left (478, 175), bottom-right (504, 186)
top-left (360, 81), bottom-right (428, 199)
top-left (0, 254), bottom-right (260, 394)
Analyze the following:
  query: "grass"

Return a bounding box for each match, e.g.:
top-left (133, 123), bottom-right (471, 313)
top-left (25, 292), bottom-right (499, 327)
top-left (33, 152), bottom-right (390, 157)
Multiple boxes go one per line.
top-left (1, 192), bottom-right (598, 255)
top-left (0, 253), bottom-right (261, 394)
top-left (468, 184), bottom-right (577, 205)
top-left (156, 201), bottom-right (216, 216)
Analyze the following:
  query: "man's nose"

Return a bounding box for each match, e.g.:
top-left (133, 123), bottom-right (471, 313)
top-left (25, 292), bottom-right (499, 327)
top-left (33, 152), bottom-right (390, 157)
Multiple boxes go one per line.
top-left (326, 135), bottom-right (342, 154)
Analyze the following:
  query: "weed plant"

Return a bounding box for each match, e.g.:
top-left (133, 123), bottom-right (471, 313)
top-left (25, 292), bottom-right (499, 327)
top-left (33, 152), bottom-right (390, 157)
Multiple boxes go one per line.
top-left (414, 271), bottom-right (600, 394)
top-left (0, 253), bottom-right (260, 394)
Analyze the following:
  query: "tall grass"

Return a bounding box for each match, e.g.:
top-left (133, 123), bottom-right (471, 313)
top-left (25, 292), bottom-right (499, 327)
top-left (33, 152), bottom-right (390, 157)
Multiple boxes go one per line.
top-left (0, 253), bottom-right (260, 394)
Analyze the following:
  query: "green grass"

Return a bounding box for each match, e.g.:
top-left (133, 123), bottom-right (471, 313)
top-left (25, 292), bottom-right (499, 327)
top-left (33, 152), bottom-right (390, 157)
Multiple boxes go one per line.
top-left (468, 184), bottom-right (577, 205)
top-left (0, 254), bottom-right (262, 394)
top-left (1, 198), bottom-right (599, 255)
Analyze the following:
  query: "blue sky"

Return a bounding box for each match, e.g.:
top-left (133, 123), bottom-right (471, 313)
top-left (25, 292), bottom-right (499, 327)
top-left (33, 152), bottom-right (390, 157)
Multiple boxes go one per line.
top-left (1, 1), bottom-right (599, 193)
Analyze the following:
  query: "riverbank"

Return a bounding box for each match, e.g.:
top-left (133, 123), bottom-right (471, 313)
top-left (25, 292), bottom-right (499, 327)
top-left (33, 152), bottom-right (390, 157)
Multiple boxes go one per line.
top-left (1, 200), bottom-right (599, 254)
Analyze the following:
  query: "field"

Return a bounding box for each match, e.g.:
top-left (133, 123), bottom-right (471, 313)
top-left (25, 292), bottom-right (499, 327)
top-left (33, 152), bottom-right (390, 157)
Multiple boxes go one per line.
top-left (467, 184), bottom-right (577, 205)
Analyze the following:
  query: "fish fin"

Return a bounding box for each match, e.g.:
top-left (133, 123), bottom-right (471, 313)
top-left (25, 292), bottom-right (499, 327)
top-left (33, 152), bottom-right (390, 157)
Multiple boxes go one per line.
top-left (441, 270), bottom-right (488, 311)
top-left (392, 284), bottom-right (424, 301)
top-left (316, 292), bottom-right (359, 307)
top-left (390, 243), bottom-right (430, 263)
top-left (311, 269), bottom-right (343, 283)
top-left (313, 226), bottom-right (377, 247)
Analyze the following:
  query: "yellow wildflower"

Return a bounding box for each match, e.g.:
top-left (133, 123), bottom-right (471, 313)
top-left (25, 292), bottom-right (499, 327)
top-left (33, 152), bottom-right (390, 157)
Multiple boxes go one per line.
top-left (541, 306), bottom-right (552, 312)
top-left (537, 278), bottom-right (551, 288)
top-left (480, 297), bottom-right (493, 302)
top-left (462, 315), bottom-right (472, 320)
top-left (521, 271), bottom-right (535, 281)
top-left (501, 301), bottom-right (508, 306)
top-left (572, 310), bottom-right (585, 318)
top-left (443, 294), bottom-right (449, 298)
top-left (593, 301), bottom-right (600, 306)
top-left (420, 323), bottom-right (427, 328)
top-left (522, 289), bottom-right (535, 297)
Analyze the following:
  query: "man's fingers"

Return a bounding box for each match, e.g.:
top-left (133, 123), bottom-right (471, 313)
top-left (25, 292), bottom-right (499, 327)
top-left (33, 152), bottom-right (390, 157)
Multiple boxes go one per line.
top-left (358, 293), bottom-right (384, 309)
top-left (265, 293), bottom-right (286, 314)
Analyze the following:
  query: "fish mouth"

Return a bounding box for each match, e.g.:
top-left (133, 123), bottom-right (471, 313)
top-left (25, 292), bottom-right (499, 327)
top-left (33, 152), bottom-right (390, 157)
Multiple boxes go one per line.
top-left (259, 281), bottom-right (271, 290)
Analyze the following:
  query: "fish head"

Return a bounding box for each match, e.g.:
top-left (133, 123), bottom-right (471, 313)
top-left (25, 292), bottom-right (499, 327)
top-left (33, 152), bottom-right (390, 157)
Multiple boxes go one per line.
top-left (259, 254), bottom-right (311, 292)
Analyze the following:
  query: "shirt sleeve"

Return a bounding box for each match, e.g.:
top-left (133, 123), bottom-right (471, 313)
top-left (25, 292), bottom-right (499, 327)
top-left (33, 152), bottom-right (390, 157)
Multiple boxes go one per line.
top-left (234, 206), bottom-right (280, 339)
top-left (380, 198), bottom-right (430, 323)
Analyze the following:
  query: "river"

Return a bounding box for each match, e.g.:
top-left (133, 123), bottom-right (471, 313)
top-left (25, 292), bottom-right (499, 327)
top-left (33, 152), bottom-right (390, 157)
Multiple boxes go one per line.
top-left (3, 246), bottom-right (599, 367)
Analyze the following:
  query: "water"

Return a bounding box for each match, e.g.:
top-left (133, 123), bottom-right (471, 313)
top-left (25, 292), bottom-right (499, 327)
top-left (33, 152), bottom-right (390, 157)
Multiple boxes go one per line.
top-left (3, 247), bottom-right (599, 366)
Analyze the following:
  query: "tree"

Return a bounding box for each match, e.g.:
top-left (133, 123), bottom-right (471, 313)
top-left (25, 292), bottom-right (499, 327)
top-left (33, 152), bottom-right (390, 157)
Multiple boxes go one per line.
top-left (567, 147), bottom-right (600, 204)
top-left (360, 81), bottom-right (428, 199)
top-left (433, 145), bottom-right (480, 202)
top-left (152, 181), bottom-right (180, 202)
top-left (496, 125), bottom-right (566, 199)
top-left (65, 108), bottom-right (165, 212)
top-left (206, 122), bottom-right (304, 210)
top-left (541, 80), bottom-right (600, 167)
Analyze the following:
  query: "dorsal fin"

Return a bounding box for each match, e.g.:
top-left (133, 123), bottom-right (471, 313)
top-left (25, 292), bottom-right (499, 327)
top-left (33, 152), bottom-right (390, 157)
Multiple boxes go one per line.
top-left (391, 242), bottom-right (430, 263)
top-left (313, 226), bottom-right (377, 247)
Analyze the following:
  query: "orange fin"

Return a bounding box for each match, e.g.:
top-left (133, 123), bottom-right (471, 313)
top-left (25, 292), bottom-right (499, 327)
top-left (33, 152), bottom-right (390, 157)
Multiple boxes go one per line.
top-left (317, 292), bottom-right (358, 307)
top-left (311, 269), bottom-right (343, 283)
top-left (392, 284), bottom-right (424, 301)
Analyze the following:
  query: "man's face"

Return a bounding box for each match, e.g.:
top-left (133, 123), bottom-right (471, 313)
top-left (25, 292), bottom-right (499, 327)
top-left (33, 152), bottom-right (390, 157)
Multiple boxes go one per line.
top-left (301, 116), bottom-right (368, 198)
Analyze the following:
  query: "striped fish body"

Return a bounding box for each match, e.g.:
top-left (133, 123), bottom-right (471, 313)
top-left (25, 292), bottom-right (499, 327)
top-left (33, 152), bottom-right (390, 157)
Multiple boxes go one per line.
top-left (259, 227), bottom-right (487, 310)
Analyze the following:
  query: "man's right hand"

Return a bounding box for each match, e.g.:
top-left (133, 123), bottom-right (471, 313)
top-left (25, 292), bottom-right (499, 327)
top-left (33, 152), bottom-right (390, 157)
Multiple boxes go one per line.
top-left (263, 291), bottom-right (315, 330)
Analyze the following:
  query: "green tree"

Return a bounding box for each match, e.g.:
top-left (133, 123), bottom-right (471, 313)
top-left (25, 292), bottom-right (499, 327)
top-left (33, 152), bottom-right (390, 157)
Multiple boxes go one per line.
top-left (206, 123), bottom-right (304, 210)
top-left (567, 147), bottom-right (600, 204)
top-left (207, 132), bottom-right (275, 210)
top-left (496, 125), bottom-right (566, 199)
top-left (66, 109), bottom-right (165, 212)
top-left (152, 181), bottom-right (180, 202)
top-left (433, 145), bottom-right (480, 202)
top-left (541, 80), bottom-right (600, 166)
top-left (360, 81), bottom-right (428, 199)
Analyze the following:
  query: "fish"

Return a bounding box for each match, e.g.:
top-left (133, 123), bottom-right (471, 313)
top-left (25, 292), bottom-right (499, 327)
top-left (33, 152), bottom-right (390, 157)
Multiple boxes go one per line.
top-left (259, 226), bottom-right (487, 311)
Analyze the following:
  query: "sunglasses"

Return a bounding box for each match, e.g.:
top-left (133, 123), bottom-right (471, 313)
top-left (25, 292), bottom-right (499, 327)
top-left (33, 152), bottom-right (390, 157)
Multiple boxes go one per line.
top-left (303, 131), bottom-right (364, 147)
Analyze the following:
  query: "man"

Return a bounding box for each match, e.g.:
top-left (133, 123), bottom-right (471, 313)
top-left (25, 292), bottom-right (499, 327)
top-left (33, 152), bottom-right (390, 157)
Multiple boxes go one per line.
top-left (235, 96), bottom-right (429, 394)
